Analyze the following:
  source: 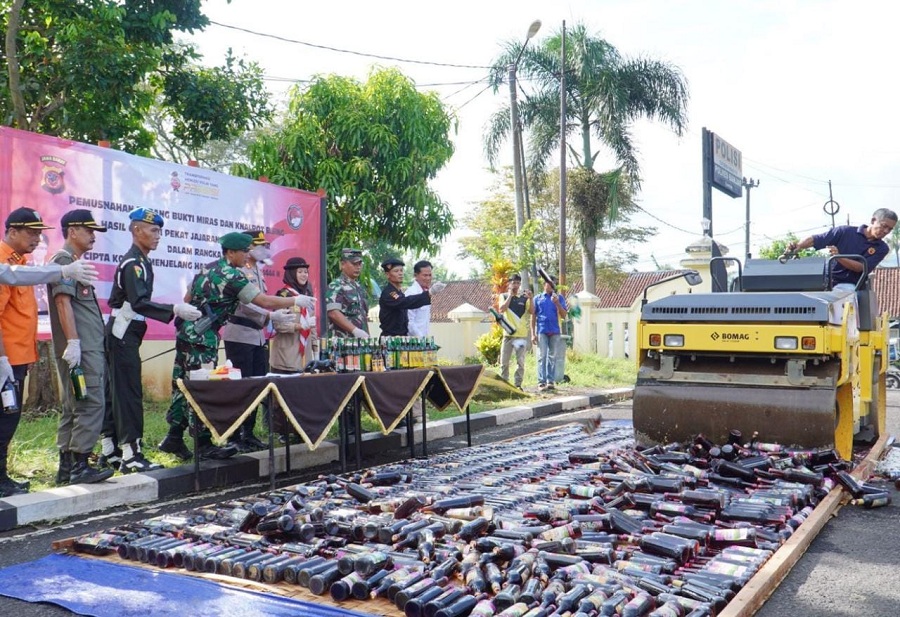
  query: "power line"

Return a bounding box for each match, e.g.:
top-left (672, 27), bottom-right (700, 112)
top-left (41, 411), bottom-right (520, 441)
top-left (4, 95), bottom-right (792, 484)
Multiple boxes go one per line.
top-left (209, 21), bottom-right (493, 70)
top-left (633, 204), bottom-right (699, 235)
top-left (454, 83), bottom-right (494, 111)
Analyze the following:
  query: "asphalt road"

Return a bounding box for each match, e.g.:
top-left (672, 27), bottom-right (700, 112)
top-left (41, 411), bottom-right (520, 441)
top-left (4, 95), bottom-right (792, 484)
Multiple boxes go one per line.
top-left (0, 395), bottom-right (898, 616)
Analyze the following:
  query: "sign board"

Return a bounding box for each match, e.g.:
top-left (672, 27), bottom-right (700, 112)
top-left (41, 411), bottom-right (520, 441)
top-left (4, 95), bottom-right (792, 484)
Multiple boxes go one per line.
top-left (710, 132), bottom-right (742, 198)
top-left (0, 127), bottom-right (323, 339)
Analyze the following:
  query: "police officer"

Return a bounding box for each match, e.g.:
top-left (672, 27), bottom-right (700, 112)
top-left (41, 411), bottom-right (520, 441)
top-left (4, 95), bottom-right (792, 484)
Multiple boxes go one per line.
top-left (48, 210), bottom-right (114, 486)
top-left (326, 248), bottom-right (369, 338)
top-left (378, 257), bottom-right (431, 336)
top-left (103, 208), bottom-right (202, 473)
top-left (158, 232), bottom-right (315, 461)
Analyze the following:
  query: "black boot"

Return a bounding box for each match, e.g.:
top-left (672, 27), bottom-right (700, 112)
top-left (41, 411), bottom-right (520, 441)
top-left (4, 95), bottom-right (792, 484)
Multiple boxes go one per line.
top-left (69, 452), bottom-right (114, 484)
top-left (159, 431), bottom-right (193, 461)
top-left (56, 450), bottom-right (72, 486)
top-left (197, 436), bottom-right (238, 460)
top-left (240, 427), bottom-right (267, 451)
top-left (0, 460), bottom-right (28, 498)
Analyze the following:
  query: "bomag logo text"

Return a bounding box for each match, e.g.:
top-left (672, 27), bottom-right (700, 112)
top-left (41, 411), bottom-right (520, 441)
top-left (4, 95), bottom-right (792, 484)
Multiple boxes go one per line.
top-left (711, 332), bottom-right (750, 341)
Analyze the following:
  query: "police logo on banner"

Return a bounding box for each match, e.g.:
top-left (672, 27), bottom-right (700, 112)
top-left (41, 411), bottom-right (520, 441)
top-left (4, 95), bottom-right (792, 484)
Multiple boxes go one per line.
top-left (40, 155), bottom-right (66, 195)
top-left (287, 204), bottom-right (304, 230)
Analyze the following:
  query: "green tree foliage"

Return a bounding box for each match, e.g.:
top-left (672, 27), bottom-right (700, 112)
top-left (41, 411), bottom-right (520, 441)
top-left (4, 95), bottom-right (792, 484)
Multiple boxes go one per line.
top-left (460, 167), bottom-right (652, 291)
top-left (485, 22), bottom-right (689, 292)
top-left (237, 68), bottom-right (456, 279)
top-left (1, 0), bottom-right (270, 155)
top-left (757, 233), bottom-right (818, 260)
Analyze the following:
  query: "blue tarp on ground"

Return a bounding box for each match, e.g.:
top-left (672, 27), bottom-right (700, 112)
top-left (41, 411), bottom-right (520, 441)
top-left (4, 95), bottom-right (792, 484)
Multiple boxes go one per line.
top-left (0, 554), bottom-right (376, 617)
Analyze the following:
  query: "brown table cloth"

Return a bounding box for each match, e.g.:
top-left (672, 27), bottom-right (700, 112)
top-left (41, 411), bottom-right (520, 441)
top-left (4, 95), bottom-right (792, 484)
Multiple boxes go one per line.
top-left (177, 365), bottom-right (484, 451)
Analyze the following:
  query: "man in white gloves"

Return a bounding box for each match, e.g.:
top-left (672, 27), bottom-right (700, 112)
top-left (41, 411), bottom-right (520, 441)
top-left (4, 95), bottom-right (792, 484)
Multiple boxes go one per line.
top-left (0, 258), bottom-right (97, 287)
top-left (0, 208), bottom-right (58, 497)
top-left (325, 248), bottom-right (370, 339)
top-left (48, 210), bottom-right (115, 486)
top-left (222, 230), bottom-right (277, 452)
top-left (159, 232), bottom-right (315, 462)
top-left (103, 208), bottom-right (203, 473)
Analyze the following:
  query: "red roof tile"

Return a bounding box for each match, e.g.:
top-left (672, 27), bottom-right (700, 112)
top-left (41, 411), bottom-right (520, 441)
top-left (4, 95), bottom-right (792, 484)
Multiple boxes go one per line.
top-left (431, 268), bottom-right (900, 321)
top-left (429, 279), bottom-right (494, 322)
top-left (566, 271), bottom-right (689, 308)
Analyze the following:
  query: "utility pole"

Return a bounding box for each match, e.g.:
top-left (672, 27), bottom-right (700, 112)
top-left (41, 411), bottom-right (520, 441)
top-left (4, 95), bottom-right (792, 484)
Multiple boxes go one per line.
top-left (509, 20), bottom-right (541, 289)
top-left (741, 177), bottom-right (759, 261)
top-left (558, 20), bottom-right (567, 287)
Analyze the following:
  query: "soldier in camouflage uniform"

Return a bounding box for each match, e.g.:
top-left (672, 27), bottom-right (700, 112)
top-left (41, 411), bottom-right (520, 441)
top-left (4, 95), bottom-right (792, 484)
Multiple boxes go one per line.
top-left (325, 248), bottom-right (369, 338)
top-left (158, 232), bottom-right (316, 461)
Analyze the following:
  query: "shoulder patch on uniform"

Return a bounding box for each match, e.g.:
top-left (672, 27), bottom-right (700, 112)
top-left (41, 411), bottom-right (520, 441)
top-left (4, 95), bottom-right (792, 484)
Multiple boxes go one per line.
top-left (390, 291), bottom-right (400, 300)
top-left (133, 265), bottom-right (144, 279)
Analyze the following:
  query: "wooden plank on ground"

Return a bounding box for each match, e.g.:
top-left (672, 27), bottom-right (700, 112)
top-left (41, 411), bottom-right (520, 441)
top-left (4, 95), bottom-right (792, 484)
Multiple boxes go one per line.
top-left (718, 434), bottom-right (889, 617)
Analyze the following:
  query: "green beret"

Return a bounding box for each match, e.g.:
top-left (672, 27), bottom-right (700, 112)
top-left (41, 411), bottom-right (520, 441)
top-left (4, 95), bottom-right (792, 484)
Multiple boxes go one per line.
top-left (219, 232), bottom-right (252, 251)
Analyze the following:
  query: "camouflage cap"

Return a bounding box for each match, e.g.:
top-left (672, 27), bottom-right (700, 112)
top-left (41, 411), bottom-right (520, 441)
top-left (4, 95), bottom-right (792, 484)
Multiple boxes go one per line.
top-left (340, 248), bottom-right (363, 263)
top-left (219, 231), bottom-right (253, 251)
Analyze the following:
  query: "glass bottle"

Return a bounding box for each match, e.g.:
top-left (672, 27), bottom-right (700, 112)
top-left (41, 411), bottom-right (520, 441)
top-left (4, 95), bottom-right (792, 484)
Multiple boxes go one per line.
top-left (70, 366), bottom-right (88, 401)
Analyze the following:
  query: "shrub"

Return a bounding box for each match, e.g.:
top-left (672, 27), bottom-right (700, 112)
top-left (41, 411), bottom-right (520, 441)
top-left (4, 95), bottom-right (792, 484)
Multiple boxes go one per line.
top-left (474, 326), bottom-right (503, 365)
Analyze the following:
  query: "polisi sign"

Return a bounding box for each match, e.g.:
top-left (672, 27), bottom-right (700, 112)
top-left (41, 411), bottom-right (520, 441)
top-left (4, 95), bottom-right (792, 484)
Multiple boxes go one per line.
top-left (711, 133), bottom-right (742, 198)
top-left (710, 332), bottom-right (750, 342)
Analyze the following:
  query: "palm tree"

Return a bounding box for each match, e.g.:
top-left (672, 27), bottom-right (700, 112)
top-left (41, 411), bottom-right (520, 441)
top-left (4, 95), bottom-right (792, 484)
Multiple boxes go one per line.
top-left (485, 22), bottom-right (689, 289)
top-left (888, 225), bottom-right (900, 267)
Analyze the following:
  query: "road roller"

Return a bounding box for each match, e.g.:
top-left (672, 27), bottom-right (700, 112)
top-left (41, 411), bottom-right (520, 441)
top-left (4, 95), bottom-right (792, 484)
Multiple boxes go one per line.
top-left (633, 255), bottom-right (887, 460)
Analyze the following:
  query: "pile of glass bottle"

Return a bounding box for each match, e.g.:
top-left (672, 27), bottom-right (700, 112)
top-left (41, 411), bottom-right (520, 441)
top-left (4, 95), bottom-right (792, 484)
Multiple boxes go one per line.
top-left (72, 423), bottom-right (881, 617)
top-left (320, 336), bottom-right (440, 372)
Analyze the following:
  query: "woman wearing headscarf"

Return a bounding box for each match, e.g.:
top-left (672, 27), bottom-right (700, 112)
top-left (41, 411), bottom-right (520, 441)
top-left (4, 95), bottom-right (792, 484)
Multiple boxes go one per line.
top-left (270, 257), bottom-right (318, 373)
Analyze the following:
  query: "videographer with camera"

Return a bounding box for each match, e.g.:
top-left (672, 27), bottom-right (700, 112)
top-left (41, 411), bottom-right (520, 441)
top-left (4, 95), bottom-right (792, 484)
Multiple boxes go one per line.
top-left (158, 232), bottom-right (315, 462)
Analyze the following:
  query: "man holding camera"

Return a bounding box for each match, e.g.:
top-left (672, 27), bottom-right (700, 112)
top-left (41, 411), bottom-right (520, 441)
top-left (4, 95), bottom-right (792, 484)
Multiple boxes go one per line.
top-left (498, 274), bottom-right (531, 390)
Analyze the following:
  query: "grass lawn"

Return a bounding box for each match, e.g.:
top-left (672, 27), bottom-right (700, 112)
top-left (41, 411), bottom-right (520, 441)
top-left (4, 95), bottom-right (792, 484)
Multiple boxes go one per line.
top-left (9, 352), bottom-right (635, 491)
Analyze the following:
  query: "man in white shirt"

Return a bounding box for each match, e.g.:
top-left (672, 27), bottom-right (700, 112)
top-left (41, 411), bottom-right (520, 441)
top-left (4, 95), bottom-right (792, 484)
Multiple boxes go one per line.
top-left (406, 260), bottom-right (433, 338)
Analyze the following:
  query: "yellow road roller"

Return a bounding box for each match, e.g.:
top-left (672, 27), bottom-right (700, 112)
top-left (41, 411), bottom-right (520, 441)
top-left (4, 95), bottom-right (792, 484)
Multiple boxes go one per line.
top-left (633, 256), bottom-right (887, 460)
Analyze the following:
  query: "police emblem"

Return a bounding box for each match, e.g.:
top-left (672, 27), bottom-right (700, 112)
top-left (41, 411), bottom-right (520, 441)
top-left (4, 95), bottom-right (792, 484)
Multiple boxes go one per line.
top-left (868, 248), bottom-right (876, 255)
top-left (287, 204), bottom-right (304, 230)
top-left (134, 265), bottom-right (144, 278)
top-left (40, 155), bottom-right (67, 194)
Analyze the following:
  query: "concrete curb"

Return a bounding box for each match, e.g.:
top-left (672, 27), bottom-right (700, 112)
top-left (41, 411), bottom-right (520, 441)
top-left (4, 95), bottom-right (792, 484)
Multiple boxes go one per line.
top-left (0, 387), bottom-right (633, 531)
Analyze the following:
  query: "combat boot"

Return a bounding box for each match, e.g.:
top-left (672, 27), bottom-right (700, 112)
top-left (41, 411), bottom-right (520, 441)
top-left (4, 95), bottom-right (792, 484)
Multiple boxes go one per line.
top-left (158, 433), bottom-right (193, 461)
top-left (55, 450), bottom-right (72, 486)
top-left (69, 452), bottom-right (114, 484)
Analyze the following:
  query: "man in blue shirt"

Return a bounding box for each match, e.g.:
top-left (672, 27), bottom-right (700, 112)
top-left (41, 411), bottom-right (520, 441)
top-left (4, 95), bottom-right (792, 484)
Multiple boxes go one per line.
top-left (530, 275), bottom-right (568, 391)
top-left (789, 208), bottom-right (897, 290)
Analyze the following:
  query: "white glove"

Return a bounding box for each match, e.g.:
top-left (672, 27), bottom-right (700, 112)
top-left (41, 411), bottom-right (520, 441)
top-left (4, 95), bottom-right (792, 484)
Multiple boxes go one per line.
top-left (62, 339), bottom-right (81, 368)
top-left (60, 261), bottom-right (98, 286)
top-left (173, 303), bottom-right (202, 321)
top-left (269, 308), bottom-right (294, 324)
top-left (294, 295), bottom-right (315, 310)
top-left (430, 281), bottom-right (447, 294)
top-left (0, 356), bottom-right (13, 387)
top-left (351, 327), bottom-right (368, 339)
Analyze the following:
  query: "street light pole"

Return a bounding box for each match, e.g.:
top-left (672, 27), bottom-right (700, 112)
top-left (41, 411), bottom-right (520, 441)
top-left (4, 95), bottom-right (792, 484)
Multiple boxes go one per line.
top-left (559, 20), bottom-right (567, 287)
top-left (509, 19), bottom-right (541, 288)
top-left (742, 177), bottom-right (759, 261)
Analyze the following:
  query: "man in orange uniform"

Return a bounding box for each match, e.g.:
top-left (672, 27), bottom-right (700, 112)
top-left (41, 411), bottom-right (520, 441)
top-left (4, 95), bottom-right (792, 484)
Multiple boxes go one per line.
top-left (0, 207), bottom-right (55, 497)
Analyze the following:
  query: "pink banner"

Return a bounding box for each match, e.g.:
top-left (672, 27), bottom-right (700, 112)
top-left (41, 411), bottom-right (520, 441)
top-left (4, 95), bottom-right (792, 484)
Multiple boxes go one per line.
top-left (0, 127), bottom-right (322, 339)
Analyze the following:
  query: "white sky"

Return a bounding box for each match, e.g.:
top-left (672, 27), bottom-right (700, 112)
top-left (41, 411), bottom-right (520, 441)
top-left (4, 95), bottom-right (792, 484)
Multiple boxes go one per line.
top-left (192, 0), bottom-right (900, 277)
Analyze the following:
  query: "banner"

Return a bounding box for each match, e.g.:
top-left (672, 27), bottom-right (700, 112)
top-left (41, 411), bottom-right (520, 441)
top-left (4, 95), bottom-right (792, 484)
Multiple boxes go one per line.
top-left (0, 127), bottom-right (322, 339)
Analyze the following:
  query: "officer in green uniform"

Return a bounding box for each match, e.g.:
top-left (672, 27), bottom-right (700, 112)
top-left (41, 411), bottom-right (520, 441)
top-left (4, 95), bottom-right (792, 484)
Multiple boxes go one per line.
top-left (48, 210), bottom-right (114, 486)
top-left (158, 232), bottom-right (315, 461)
top-left (325, 248), bottom-right (369, 338)
top-left (104, 207), bottom-right (202, 473)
